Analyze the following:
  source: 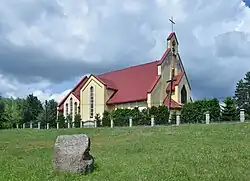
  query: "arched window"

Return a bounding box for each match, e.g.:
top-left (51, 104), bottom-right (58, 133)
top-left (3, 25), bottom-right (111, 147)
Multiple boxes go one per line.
top-left (70, 98), bottom-right (73, 114)
top-left (90, 86), bottom-right (94, 118)
top-left (181, 85), bottom-right (187, 104)
top-left (66, 103), bottom-right (68, 115)
top-left (74, 102), bottom-right (77, 115)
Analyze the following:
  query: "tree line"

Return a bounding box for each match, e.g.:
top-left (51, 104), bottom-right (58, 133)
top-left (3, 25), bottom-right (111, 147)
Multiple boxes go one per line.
top-left (0, 94), bottom-right (57, 129)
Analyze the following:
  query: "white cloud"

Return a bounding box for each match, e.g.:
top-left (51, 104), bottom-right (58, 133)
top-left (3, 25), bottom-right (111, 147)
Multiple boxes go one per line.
top-left (0, 0), bottom-right (250, 101)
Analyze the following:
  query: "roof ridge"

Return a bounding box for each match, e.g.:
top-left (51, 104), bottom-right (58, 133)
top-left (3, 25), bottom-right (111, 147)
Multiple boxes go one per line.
top-left (97, 60), bottom-right (159, 76)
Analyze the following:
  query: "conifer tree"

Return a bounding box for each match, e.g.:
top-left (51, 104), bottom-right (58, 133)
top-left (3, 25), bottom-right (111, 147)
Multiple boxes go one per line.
top-left (221, 97), bottom-right (237, 122)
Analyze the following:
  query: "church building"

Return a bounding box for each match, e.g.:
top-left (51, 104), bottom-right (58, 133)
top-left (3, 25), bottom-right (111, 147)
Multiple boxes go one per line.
top-left (57, 32), bottom-right (192, 122)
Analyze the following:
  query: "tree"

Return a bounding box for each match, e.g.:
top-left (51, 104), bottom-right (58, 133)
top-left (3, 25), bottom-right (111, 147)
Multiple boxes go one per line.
top-left (57, 112), bottom-right (66, 128)
top-left (102, 111), bottom-right (110, 127)
top-left (74, 114), bottom-right (82, 128)
top-left (94, 113), bottom-right (101, 127)
top-left (23, 94), bottom-right (43, 123)
top-left (221, 97), bottom-right (237, 122)
top-left (46, 99), bottom-right (58, 127)
top-left (234, 71), bottom-right (250, 114)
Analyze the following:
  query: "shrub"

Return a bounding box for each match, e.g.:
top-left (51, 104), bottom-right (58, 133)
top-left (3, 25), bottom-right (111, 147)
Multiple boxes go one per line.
top-left (181, 98), bottom-right (221, 123)
top-left (102, 111), bottom-right (111, 127)
top-left (95, 113), bottom-right (102, 127)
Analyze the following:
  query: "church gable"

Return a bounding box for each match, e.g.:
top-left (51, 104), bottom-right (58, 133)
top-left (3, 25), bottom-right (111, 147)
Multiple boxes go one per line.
top-left (80, 74), bottom-right (106, 121)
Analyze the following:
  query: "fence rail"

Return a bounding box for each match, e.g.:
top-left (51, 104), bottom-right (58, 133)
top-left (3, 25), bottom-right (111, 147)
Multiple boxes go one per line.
top-left (15, 109), bottom-right (247, 130)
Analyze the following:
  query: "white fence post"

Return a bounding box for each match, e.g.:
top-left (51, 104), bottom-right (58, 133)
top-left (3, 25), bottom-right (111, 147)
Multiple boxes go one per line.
top-left (47, 123), bottom-right (49, 129)
top-left (80, 121), bottom-right (83, 128)
top-left (57, 122), bottom-right (59, 129)
top-left (38, 122), bottom-right (41, 129)
top-left (151, 116), bottom-right (155, 127)
top-left (176, 113), bottom-right (180, 126)
top-left (16, 123), bottom-right (19, 129)
top-left (129, 117), bottom-right (133, 127)
top-left (68, 122), bottom-right (70, 129)
top-left (30, 122), bottom-right (33, 129)
top-left (110, 119), bottom-right (114, 128)
top-left (205, 111), bottom-right (210, 124)
top-left (240, 109), bottom-right (245, 123)
top-left (23, 123), bottom-right (25, 129)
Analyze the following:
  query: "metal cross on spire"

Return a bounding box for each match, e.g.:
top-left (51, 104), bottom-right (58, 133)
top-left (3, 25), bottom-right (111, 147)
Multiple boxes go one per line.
top-left (169, 16), bottom-right (175, 32)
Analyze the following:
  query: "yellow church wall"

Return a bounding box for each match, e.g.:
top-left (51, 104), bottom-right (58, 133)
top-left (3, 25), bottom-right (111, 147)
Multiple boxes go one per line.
top-left (150, 80), bottom-right (163, 107)
top-left (105, 89), bottom-right (115, 111)
top-left (114, 101), bottom-right (148, 111)
top-left (63, 93), bottom-right (80, 122)
top-left (80, 76), bottom-right (105, 121)
top-left (171, 86), bottom-right (178, 103)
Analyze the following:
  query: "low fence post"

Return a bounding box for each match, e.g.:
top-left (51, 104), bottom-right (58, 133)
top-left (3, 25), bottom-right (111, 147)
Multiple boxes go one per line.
top-left (205, 111), bottom-right (210, 124)
top-left (30, 122), bottom-right (33, 129)
top-left (110, 119), bottom-right (114, 128)
top-left (57, 122), bottom-right (59, 129)
top-left (151, 115), bottom-right (155, 127)
top-left (176, 112), bottom-right (180, 126)
top-left (38, 122), bottom-right (41, 129)
top-left (129, 117), bottom-right (133, 127)
top-left (240, 109), bottom-right (245, 123)
top-left (47, 123), bottom-right (49, 130)
top-left (23, 123), bottom-right (25, 129)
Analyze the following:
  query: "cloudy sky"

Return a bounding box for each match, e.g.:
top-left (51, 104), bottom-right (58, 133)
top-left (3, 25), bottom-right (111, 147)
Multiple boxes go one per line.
top-left (0, 0), bottom-right (250, 103)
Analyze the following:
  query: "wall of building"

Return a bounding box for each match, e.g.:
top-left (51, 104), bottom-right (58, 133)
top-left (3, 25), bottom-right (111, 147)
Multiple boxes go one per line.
top-left (105, 89), bottom-right (115, 111)
top-left (150, 80), bottom-right (162, 107)
top-left (80, 76), bottom-right (105, 121)
top-left (114, 101), bottom-right (148, 111)
top-left (63, 93), bottom-right (80, 122)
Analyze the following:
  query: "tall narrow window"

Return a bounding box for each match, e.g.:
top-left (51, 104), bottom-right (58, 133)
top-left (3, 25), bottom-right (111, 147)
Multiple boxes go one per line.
top-left (90, 86), bottom-right (94, 118)
top-left (74, 102), bottom-right (77, 115)
top-left (66, 103), bottom-right (68, 115)
top-left (181, 85), bottom-right (187, 104)
top-left (70, 98), bottom-right (73, 114)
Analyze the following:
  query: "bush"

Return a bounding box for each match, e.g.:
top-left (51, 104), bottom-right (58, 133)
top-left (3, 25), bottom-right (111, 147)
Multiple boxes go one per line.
top-left (181, 98), bottom-right (221, 123)
top-left (101, 106), bottom-right (169, 127)
top-left (95, 113), bottom-right (102, 127)
top-left (74, 114), bottom-right (81, 128)
top-left (102, 111), bottom-right (111, 127)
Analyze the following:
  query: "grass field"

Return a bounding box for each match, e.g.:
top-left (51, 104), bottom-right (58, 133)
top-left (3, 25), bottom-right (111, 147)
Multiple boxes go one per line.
top-left (1, 123), bottom-right (250, 181)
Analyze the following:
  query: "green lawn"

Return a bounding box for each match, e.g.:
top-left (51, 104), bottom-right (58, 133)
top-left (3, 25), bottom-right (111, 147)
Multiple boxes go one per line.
top-left (1, 123), bottom-right (250, 181)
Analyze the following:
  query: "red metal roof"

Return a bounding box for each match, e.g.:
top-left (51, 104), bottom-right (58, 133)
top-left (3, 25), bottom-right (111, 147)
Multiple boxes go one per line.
top-left (166, 72), bottom-right (184, 91)
top-left (163, 96), bottom-right (182, 109)
top-left (97, 61), bottom-right (159, 104)
top-left (58, 76), bottom-right (88, 111)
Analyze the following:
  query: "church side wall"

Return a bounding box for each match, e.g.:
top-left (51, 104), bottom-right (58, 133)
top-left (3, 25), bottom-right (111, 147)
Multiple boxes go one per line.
top-left (150, 80), bottom-right (162, 107)
top-left (80, 77), bottom-right (105, 121)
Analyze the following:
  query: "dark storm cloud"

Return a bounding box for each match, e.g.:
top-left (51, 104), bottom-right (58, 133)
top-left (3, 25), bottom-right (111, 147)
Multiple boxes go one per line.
top-left (0, 42), bottom-right (136, 84)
